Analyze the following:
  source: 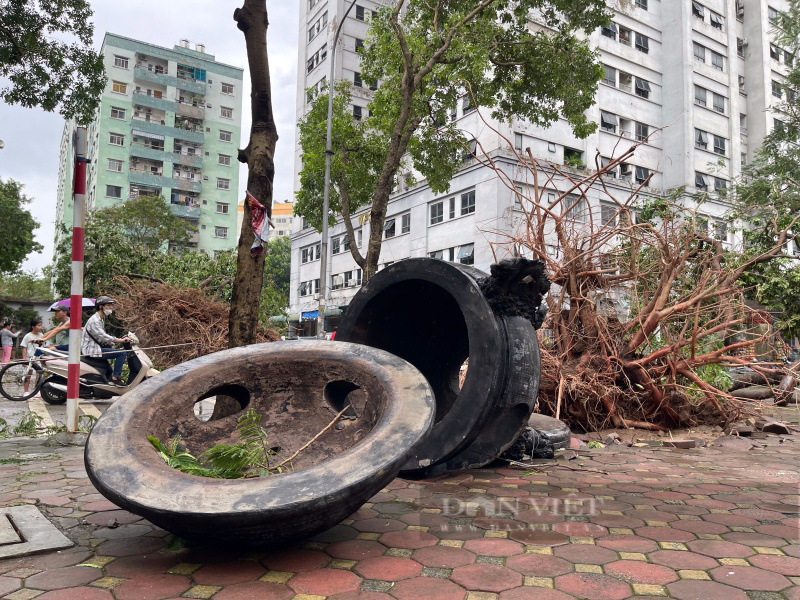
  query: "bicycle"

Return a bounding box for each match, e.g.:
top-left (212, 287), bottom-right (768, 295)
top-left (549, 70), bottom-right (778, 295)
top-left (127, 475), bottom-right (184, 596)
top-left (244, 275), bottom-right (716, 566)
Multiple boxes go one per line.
top-left (0, 356), bottom-right (45, 401)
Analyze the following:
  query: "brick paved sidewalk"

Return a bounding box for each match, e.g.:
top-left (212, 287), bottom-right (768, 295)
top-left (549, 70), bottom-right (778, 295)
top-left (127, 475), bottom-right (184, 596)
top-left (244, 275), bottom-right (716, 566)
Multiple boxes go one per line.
top-left (0, 429), bottom-right (798, 600)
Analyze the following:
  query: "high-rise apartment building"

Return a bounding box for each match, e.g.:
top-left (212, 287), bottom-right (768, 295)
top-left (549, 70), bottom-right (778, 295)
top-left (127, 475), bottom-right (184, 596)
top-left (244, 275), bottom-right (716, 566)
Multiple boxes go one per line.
top-left (54, 33), bottom-right (244, 255)
top-left (289, 0), bottom-right (793, 334)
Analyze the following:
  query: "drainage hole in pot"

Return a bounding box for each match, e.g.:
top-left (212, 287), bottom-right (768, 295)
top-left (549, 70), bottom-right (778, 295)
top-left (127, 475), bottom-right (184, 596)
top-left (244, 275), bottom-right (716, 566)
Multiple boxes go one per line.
top-left (193, 384), bottom-right (250, 422)
top-left (323, 380), bottom-right (360, 419)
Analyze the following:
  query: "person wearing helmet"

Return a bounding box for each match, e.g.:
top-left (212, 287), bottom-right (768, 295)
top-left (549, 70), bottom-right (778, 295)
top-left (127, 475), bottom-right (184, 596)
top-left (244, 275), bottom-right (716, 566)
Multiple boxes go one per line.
top-left (81, 296), bottom-right (130, 385)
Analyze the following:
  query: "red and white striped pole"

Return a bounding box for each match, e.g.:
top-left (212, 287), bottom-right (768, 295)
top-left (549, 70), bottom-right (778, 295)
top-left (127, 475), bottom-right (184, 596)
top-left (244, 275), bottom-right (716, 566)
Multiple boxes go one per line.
top-left (67, 126), bottom-right (88, 432)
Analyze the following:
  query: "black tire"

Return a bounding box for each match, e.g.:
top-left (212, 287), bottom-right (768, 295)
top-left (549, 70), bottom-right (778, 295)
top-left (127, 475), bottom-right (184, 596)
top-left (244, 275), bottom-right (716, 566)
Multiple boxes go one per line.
top-left (0, 362), bottom-right (44, 401)
top-left (40, 379), bottom-right (68, 405)
top-left (336, 258), bottom-right (540, 475)
top-left (528, 413), bottom-right (571, 450)
top-left (85, 341), bottom-right (435, 547)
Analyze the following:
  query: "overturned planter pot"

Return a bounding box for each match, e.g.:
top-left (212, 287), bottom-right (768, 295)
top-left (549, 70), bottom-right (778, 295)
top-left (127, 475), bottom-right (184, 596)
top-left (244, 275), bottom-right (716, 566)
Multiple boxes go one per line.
top-left (85, 340), bottom-right (435, 546)
top-left (336, 257), bottom-right (548, 476)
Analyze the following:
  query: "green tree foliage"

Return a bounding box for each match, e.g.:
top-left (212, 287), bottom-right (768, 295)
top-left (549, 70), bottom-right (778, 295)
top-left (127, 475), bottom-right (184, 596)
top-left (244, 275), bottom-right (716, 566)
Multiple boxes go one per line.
top-left (0, 0), bottom-right (106, 123)
top-left (733, 0), bottom-right (800, 339)
top-left (296, 0), bottom-right (609, 279)
top-left (53, 196), bottom-right (196, 297)
top-left (0, 179), bottom-right (42, 274)
top-left (0, 267), bottom-right (51, 299)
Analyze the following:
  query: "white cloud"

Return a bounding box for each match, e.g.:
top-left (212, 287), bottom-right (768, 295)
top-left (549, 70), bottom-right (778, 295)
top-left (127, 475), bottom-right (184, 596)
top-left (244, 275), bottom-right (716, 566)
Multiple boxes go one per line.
top-left (0, 0), bottom-right (299, 272)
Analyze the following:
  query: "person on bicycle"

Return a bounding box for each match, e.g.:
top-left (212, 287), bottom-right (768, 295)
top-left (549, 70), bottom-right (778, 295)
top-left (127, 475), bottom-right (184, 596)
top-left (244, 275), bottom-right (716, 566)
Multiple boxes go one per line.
top-left (38, 304), bottom-right (70, 351)
top-left (81, 296), bottom-right (129, 385)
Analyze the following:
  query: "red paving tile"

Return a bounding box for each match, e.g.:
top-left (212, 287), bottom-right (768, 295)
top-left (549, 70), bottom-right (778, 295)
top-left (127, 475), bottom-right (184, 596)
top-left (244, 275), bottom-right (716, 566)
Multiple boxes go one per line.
top-left (379, 530), bottom-right (439, 549)
top-left (553, 544), bottom-right (619, 565)
top-left (604, 560), bottom-right (679, 585)
top-left (326, 539), bottom-right (388, 560)
top-left (686, 539), bottom-right (755, 558)
top-left (113, 573), bottom-right (191, 600)
top-left (25, 566), bottom-right (101, 590)
top-left (667, 579), bottom-right (750, 600)
top-left (748, 553), bottom-right (800, 575)
top-left (499, 588), bottom-right (573, 600)
top-left (36, 588), bottom-right (114, 600)
top-left (412, 546), bottom-right (476, 568)
top-left (288, 568), bottom-right (362, 595)
top-left (709, 565), bottom-right (791, 591)
top-left (262, 549), bottom-right (332, 571)
top-left (192, 560), bottom-right (266, 585)
top-left (648, 549), bottom-right (718, 570)
top-left (596, 535), bottom-right (659, 553)
top-left (213, 581), bottom-right (294, 600)
top-left (353, 556), bottom-right (422, 581)
top-left (451, 564), bottom-right (522, 592)
top-left (462, 538), bottom-right (524, 556)
top-left (390, 577), bottom-right (466, 600)
top-left (505, 553), bottom-right (573, 577)
top-left (0, 576), bottom-right (21, 596)
top-left (554, 572), bottom-right (631, 600)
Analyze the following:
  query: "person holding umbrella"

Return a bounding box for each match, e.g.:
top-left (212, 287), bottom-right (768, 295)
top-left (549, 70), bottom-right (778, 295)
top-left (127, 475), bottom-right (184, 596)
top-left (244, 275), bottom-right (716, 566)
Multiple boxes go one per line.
top-left (38, 304), bottom-right (71, 351)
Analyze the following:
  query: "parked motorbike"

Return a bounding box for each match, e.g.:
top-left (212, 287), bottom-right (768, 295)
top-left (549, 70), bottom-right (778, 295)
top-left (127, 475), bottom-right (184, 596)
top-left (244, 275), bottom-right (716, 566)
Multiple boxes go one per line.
top-left (37, 333), bottom-right (159, 405)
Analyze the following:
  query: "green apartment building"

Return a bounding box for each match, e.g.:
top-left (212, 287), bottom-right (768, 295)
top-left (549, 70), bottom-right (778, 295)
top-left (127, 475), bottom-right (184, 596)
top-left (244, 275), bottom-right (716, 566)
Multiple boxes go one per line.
top-left (54, 33), bottom-right (244, 254)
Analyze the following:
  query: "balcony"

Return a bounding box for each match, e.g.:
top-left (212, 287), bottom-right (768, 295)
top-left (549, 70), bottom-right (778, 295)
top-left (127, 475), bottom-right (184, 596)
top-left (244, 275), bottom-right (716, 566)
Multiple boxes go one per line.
top-left (132, 91), bottom-right (176, 112)
top-left (134, 66), bottom-right (206, 95)
top-left (170, 203), bottom-right (202, 219)
top-left (176, 101), bottom-right (206, 119)
top-left (129, 169), bottom-right (166, 188)
top-left (172, 177), bottom-right (202, 193)
top-left (131, 119), bottom-right (204, 144)
top-left (171, 152), bottom-right (203, 168)
top-left (130, 143), bottom-right (166, 162)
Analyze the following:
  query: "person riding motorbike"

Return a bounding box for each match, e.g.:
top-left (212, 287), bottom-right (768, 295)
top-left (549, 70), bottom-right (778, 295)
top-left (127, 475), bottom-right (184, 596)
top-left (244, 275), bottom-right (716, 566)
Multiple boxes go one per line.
top-left (81, 296), bottom-right (129, 386)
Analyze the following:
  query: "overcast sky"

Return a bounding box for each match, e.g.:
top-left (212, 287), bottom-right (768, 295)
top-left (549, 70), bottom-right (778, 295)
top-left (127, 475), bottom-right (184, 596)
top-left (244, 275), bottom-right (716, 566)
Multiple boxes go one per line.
top-left (0, 0), bottom-right (300, 273)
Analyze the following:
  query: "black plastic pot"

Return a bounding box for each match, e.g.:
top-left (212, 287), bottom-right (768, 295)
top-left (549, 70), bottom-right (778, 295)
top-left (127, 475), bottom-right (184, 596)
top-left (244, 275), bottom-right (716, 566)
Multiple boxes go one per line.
top-left (336, 258), bottom-right (543, 475)
top-left (85, 340), bottom-right (435, 546)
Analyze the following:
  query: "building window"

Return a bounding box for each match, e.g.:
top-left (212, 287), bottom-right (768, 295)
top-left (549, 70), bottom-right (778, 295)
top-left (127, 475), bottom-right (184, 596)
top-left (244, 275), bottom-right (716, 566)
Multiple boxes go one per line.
top-left (357, 229), bottom-right (362, 246)
top-left (635, 122), bottom-right (649, 142)
top-left (740, 113), bottom-right (748, 134)
top-left (635, 166), bottom-right (650, 185)
top-left (695, 129), bottom-right (709, 149)
top-left (401, 213), bottom-right (410, 234)
top-left (449, 197), bottom-right (456, 219)
top-left (772, 80), bottom-right (782, 98)
top-left (739, 75), bottom-right (746, 94)
top-left (307, 44), bottom-right (328, 73)
top-left (216, 202), bottom-right (229, 214)
top-left (355, 38), bottom-right (364, 52)
top-left (113, 55), bottom-right (129, 69)
top-left (695, 172), bottom-right (711, 190)
top-left (221, 82), bottom-right (234, 95)
top-left (384, 218), bottom-right (396, 239)
top-left (692, 1), bottom-right (704, 19)
top-left (710, 12), bottom-right (724, 29)
top-left (565, 194), bottom-right (588, 222)
top-left (602, 22), bottom-right (617, 39)
top-left (602, 64), bottom-right (616, 86)
top-left (353, 105), bottom-right (362, 120)
top-left (353, 71), bottom-right (362, 87)
top-left (737, 38), bottom-right (746, 58)
top-left (220, 130), bottom-right (232, 142)
top-left (106, 185), bottom-right (122, 198)
top-left (634, 77), bottom-right (651, 99)
top-left (430, 202), bottom-right (443, 225)
top-left (694, 85), bottom-right (707, 106)
top-left (112, 81), bottom-right (127, 94)
top-left (713, 135), bottom-right (726, 156)
top-left (768, 6), bottom-right (779, 22)
top-left (462, 95), bottom-right (475, 115)
top-left (693, 42), bottom-right (706, 63)
top-left (218, 154), bottom-right (231, 166)
top-left (635, 0), bottom-right (647, 9)
top-left (600, 202), bottom-right (617, 226)
top-left (713, 221), bottom-right (728, 241)
top-left (712, 93), bottom-right (725, 113)
top-left (600, 111), bottom-right (618, 134)
top-left (110, 106), bottom-right (126, 120)
top-left (461, 190), bottom-right (476, 215)
top-left (514, 132), bottom-right (523, 151)
top-left (711, 51), bottom-right (724, 71)
top-left (301, 244), bottom-right (321, 264)
top-left (355, 5), bottom-right (365, 20)
top-left (458, 243), bottom-right (474, 265)
top-left (220, 106), bottom-right (233, 119)
top-left (332, 237), bottom-right (341, 255)
top-left (107, 158), bottom-right (123, 172)
top-left (109, 133), bottom-right (124, 146)
top-left (634, 33), bottom-right (649, 54)
top-left (714, 177), bottom-right (727, 192)
top-left (217, 178), bottom-right (231, 190)
top-left (618, 26), bottom-right (632, 45)
top-left (214, 226), bottom-right (228, 238)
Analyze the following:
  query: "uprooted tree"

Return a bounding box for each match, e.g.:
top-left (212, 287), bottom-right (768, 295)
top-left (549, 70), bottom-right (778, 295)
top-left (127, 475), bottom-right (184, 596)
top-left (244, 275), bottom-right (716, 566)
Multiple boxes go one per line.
top-left (474, 131), bottom-right (799, 431)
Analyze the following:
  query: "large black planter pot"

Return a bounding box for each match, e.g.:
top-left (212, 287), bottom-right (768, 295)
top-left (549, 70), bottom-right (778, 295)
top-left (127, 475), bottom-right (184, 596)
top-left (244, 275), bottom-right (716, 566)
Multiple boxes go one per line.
top-left (85, 341), bottom-right (435, 546)
top-left (336, 258), bottom-right (543, 476)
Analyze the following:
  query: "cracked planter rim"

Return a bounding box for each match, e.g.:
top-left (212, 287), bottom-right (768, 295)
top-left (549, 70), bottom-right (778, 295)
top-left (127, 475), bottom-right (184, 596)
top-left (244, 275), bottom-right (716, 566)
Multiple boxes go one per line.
top-left (84, 340), bottom-right (435, 546)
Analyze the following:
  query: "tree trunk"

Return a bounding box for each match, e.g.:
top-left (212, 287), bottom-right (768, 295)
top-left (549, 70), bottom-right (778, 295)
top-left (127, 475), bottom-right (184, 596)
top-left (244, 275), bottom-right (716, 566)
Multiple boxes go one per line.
top-left (228, 0), bottom-right (279, 348)
top-left (729, 386), bottom-right (775, 400)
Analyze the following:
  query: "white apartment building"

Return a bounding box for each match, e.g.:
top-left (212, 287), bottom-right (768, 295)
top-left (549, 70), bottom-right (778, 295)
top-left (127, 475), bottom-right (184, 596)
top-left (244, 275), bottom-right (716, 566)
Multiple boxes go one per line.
top-left (289, 0), bottom-right (794, 334)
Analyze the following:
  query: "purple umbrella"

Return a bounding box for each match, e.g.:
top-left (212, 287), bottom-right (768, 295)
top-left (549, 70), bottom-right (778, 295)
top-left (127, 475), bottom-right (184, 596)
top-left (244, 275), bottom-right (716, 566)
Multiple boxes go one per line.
top-left (48, 298), bottom-right (95, 311)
